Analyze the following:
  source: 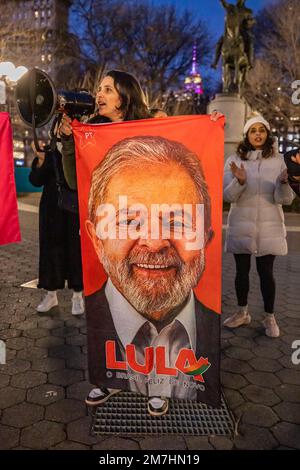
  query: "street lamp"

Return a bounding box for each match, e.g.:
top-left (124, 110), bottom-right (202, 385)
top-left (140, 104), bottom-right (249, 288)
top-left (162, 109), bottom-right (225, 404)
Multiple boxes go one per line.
top-left (0, 61), bottom-right (29, 166)
top-left (0, 61), bottom-right (28, 81)
top-left (0, 61), bottom-right (28, 107)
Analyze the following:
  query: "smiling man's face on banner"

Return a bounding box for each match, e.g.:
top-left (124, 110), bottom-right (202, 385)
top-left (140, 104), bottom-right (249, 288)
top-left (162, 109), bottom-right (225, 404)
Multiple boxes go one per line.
top-left (86, 137), bottom-right (211, 322)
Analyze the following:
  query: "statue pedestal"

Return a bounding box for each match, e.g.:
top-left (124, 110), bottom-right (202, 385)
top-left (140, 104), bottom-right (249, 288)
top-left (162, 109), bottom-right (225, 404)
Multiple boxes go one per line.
top-left (207, 93), bottom-right (252, 159)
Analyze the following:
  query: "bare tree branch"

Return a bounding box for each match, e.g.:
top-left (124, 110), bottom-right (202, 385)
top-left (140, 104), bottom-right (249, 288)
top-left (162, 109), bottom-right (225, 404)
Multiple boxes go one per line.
top-left (245, 0), bottom-right (300, 130)
top-left (70, 0), bottom-right (212, 104)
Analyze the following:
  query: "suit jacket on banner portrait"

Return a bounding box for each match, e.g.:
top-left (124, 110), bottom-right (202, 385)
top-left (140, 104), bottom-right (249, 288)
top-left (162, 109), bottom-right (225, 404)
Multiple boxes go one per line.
top-left (72, 115), bottom-right (224, 407)
top-left (86, 284), bottom-right (221, 407)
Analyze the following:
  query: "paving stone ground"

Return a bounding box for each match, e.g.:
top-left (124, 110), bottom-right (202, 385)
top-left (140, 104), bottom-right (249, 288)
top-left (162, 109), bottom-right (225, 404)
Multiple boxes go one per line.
top-left (0, 193), bottom-right (299, 450)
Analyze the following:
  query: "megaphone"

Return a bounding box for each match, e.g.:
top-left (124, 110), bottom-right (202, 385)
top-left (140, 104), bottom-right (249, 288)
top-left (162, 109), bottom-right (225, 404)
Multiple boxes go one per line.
top-left (15, 68), bottom-right (95, 128)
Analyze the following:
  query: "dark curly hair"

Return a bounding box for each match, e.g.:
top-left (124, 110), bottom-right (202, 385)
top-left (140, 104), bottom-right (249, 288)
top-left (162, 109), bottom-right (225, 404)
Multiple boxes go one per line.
top-left (237, 126), bottom-right (275, 160)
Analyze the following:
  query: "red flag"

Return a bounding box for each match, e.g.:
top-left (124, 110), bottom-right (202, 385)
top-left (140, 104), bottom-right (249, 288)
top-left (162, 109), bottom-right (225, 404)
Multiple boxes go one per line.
top-left (73, 115), bottom-right (224, 405)
top-left (0, 113), bottom-right (21, 245)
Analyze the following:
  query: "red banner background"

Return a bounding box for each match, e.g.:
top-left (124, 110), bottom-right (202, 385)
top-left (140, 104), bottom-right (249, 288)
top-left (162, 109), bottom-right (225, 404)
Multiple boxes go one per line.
top-left (73, 115), bottom-right (224, 314)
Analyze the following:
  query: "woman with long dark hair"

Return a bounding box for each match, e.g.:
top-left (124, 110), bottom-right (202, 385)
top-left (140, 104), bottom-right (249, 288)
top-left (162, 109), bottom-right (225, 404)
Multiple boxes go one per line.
top-left (223, 116), bottom-right (294, 337)
top-left (60, 70), bottom-right (151, 189)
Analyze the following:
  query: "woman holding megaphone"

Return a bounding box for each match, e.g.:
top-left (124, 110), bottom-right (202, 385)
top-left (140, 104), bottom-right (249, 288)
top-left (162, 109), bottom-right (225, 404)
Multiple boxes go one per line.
top-left (59, 70), bottom-right (151, 189)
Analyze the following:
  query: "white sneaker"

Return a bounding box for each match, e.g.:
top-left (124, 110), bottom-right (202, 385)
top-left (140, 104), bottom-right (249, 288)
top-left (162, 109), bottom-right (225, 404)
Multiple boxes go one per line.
top-left (263, 315), bottom-right (280, 338)
top-left (147, 396), bottom-right (169, 417)
top-left (223, 311), bottom-right (251, 328)
top-left (36, 291), bottom-right (58, 312)
top-left (85, 388), bottom-right (120, 406)
top-left (72, 293), bottom-right (84, 315)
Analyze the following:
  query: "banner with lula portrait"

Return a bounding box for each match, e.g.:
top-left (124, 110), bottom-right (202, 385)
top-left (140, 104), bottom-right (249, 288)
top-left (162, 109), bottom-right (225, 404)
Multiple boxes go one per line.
top-left (73, 115), bottom-right (224, 407)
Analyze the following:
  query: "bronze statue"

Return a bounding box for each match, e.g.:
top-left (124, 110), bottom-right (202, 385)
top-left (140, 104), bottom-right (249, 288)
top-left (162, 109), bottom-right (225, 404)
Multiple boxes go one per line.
top-left (212, 0), bottom-right (255, 94)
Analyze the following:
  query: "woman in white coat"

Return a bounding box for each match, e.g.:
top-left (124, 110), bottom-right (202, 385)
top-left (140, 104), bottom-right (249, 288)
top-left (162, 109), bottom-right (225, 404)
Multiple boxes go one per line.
top-left (223, 116), bottom-right (294, 337)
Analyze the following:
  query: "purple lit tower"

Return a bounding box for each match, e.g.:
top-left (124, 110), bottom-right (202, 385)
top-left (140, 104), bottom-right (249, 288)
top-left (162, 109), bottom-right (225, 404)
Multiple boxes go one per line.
top-left (184, 45), bottom-right (204, 95)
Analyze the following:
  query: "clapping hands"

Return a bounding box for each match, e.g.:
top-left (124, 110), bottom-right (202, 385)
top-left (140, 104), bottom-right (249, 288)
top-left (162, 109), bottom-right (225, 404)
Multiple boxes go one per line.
top-left (230, 161), bottom-right (247, 185)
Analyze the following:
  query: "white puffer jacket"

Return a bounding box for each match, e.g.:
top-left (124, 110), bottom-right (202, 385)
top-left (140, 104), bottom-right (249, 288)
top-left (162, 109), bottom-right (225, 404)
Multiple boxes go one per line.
top-left (223, 151), bottom-right (295, 256)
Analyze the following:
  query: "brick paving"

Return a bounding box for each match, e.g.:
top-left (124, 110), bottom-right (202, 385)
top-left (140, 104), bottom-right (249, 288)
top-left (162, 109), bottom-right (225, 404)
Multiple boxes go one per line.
top-left (0, 193), bottom-right (299, 450)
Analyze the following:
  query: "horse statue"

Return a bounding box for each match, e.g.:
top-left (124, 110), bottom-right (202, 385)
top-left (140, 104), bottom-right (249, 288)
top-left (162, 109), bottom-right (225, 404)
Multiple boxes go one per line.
top-left (212, 0), bottom-right (255, 95)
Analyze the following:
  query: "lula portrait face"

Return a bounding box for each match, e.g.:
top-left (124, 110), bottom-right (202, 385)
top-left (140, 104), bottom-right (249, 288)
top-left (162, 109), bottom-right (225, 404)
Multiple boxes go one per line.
top-left (86, 162), bottom-right (206, 322)
top-left (96, 75), bottom-right (123, 122)
top-left (247, 123), bottom-right (268, 149)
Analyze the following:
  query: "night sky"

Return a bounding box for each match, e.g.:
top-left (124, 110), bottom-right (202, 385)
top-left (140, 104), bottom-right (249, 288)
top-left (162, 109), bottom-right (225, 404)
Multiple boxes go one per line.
top-left (152, 0), bottom-right (274, 89)
top-left (69, 0), bottom-right (275, 90)
top-left (153, 0), bottom-right (274, 39)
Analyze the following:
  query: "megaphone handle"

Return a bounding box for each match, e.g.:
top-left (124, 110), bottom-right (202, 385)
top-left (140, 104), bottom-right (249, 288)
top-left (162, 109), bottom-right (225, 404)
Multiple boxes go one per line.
top-left (49, 114), bottom-right (63, 153)
top-left (29, 69), bottom-right (45, 153)
top-left (32, 127), bottom-right (45, 153)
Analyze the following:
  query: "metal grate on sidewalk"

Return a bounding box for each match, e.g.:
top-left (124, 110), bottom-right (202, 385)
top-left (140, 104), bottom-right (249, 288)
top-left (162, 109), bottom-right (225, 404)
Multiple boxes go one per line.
top-left (90, 391), bottom-right (235, 436)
